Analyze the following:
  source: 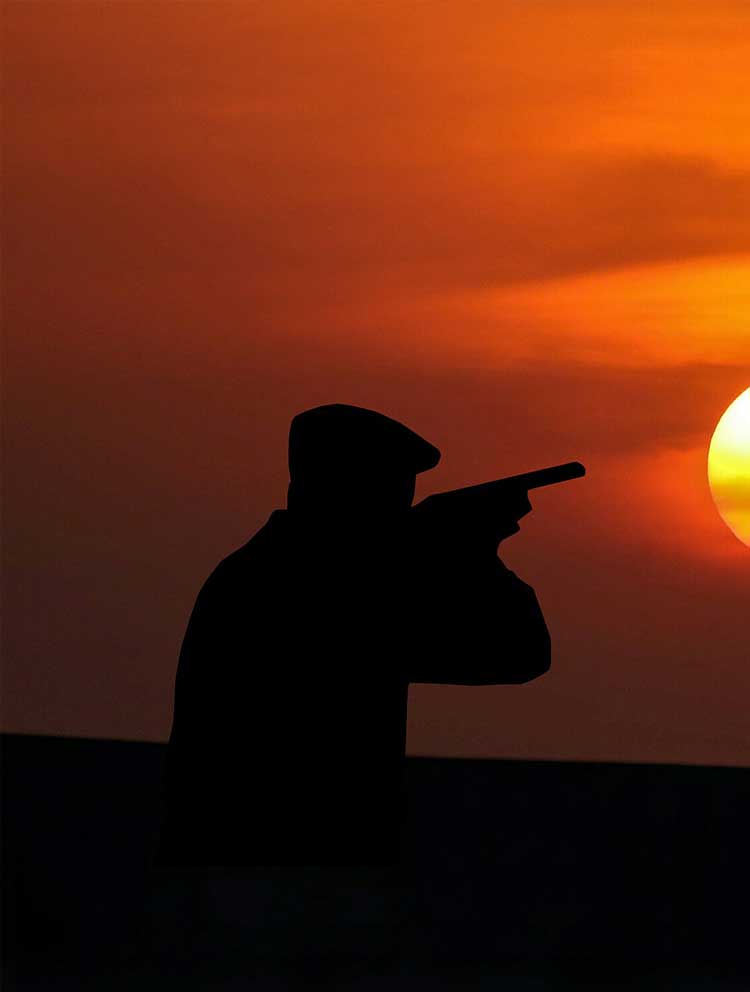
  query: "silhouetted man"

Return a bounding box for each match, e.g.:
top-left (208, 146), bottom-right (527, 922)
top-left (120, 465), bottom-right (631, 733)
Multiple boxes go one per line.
top-left (156, 404), bottom-right (550, 871)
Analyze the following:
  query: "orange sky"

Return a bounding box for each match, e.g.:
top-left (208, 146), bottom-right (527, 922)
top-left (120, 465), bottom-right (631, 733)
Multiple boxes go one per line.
top-left (4, 1), bottom-right (749, 764)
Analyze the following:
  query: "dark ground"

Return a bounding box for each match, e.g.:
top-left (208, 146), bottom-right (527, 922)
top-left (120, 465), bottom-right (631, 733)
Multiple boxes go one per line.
top-left (2, 734), bottom-right (748, 989)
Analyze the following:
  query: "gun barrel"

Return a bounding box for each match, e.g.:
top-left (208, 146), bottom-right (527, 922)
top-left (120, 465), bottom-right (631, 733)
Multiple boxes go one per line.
top-left (412, 461), bottom-right (587, 519)
top-left (446, 461), bottom-right (586, 500)
top-left (498, 461), bottom-right (586, 491)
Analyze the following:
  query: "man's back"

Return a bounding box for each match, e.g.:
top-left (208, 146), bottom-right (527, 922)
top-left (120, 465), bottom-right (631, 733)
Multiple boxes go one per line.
top-left (157, 508), bottom-right (412, 868)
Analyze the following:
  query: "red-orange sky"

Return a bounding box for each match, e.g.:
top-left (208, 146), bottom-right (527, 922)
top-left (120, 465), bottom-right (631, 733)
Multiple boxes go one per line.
top-left (4, 1), bottom-right (749, 764)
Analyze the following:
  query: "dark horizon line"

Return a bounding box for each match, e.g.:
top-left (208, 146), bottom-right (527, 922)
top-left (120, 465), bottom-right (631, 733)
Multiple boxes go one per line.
top-left (2, 731), bottom-right (747, 774)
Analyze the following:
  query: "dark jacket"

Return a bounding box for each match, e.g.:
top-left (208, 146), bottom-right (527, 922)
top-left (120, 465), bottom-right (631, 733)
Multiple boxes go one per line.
top-left (156, 508), bottom-right (550, 869)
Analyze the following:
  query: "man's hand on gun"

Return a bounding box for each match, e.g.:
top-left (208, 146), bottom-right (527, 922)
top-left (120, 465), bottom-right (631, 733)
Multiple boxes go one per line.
top-left (408, 461), bottom-right (585, 557)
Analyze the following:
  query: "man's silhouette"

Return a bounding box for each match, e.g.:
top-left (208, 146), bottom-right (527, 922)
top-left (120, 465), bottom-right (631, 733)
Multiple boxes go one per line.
top-left (156, 404), bottom-right (550, 870)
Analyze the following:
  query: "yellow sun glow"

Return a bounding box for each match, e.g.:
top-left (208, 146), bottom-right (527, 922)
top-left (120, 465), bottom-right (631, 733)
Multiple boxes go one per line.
top-left (708, 387), bottom-right (750, 547)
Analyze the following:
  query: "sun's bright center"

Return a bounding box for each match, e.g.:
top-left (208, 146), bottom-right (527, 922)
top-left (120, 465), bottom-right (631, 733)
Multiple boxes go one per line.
top-left (708, 387), bottom-right (750, 547)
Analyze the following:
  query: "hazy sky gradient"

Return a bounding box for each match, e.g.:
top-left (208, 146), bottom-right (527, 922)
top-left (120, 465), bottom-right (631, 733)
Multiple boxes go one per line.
top-left (4, 1), bottom-right (749, 764)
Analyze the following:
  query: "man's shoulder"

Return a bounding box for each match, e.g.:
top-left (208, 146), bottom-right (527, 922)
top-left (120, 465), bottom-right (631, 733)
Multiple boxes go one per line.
top-left (210, 510), bottom-right (288, 579)
top-left (188, 512), bottom-right (286, 606)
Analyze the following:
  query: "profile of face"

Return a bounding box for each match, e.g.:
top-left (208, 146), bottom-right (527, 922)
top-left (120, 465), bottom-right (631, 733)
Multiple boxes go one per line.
top-left (287, 469), bottom-right (417, 527)
top-left (349, 471), bottom-right (416, 519)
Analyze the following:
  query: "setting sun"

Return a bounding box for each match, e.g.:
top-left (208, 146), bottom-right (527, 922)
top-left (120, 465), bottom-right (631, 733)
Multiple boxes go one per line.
top-left (708, 387), bottom-right (750, 547)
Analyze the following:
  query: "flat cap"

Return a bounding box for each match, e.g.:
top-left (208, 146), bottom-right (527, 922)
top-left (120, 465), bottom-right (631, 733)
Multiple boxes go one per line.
top-left (289, 404), bottom-right (440, 480)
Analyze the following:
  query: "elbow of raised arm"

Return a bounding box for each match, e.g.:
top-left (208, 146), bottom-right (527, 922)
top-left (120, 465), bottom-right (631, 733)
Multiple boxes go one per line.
top-left (505, 633), bottom-right (552, 684)
top-left (512, 658), bottom-right (550, 684)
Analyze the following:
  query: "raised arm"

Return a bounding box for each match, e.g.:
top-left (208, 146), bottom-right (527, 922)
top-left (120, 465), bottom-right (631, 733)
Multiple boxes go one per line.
top-left (406, 554), bottom-right (551, 686)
